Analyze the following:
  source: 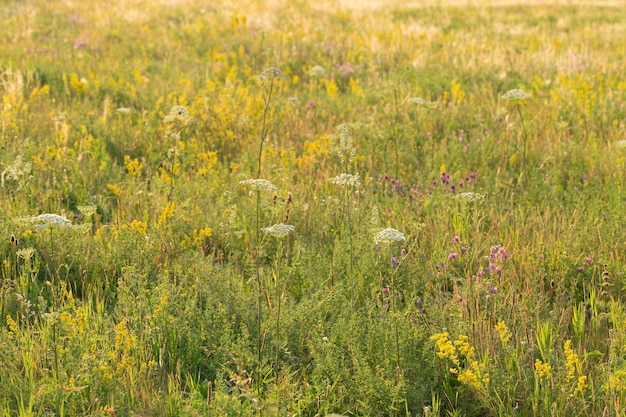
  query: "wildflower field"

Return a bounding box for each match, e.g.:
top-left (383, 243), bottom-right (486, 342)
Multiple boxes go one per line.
top-left (1, 0), bottom-right (626, 415)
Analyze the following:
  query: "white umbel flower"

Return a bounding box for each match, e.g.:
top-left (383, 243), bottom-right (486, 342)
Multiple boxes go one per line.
top-left (501, 89), bottom-right (531, 101)
top-left (32, 213), bottom-right (72, 230)
top-left (262, 223), bottom-right (295, 238)
top-left (374, 227), bottom-right (406, 244)
top-left (239, 179), bottom-right (278, 192)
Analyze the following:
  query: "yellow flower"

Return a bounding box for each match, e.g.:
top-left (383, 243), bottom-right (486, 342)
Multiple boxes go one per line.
top-left (563, 340), bottom-right (581, 382)
top-left (430, 332), bottom-right (459, 365)
top-left (495, 320), bottom-right (512, 347)
top-left (535, 359), bottom-right (552, 380)
top-left (574, 375), bottom-right (587, 396)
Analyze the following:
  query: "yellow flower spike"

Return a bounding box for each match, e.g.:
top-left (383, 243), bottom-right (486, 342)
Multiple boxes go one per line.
top-left (495, 320), bottom-right (512, 347)
top-left (534, 359), bottom-right (552, 380)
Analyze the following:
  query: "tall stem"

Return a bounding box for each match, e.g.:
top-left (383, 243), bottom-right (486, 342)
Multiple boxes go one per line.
top-left (255, 189), bottom-right (262, 401)
top-left (516, 102), bottom-right (528, 174)
top-left (257, 79), bottom-right (275, 178)
top-left (274, 239), bottom-right (283, 375)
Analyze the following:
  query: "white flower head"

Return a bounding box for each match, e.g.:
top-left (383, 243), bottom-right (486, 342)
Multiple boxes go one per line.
top-left (407, 97), bottom-right (435, 108)
top-left (262, 223), bottom-right (295, 238)
top-left (259, 67), bottom-right (286, 82)
top-left (116, 107), bottom-right (131, 114)
top-left (32, 213), bottom-right (72, 231)
top-left (163, 105), bottom-right (191, 125)
top-left (239, 178), bottom-right (278, 192)
top-left (374, 227), bottom-right (407, 244)
top-left (501, 89), bottom-right (531, 101)
top-left (309, 65), bottom-right (326, 78)
top-left (329, 173), bottom-right (360, 187)
top-left (454, 192), bottom-right (486, 202)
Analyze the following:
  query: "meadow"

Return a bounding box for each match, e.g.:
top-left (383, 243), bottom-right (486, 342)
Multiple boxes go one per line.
top-left (1, 0), bottom-right (626, 415)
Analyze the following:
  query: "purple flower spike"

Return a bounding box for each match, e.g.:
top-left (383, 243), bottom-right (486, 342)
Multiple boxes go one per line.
top-left (448, 252), bottom-right (459, 260)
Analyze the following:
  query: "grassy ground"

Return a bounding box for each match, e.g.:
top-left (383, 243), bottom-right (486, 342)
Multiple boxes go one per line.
top-left (1, 0), bottom-right (626, 416)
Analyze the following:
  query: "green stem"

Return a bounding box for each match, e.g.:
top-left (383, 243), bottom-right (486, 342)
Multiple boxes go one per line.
top-left (255, 189), bottom-right (262, 401)
top-left (275, 240), bottom-right (283, 377)
top-left (257, 79), bottom-right (275, 178)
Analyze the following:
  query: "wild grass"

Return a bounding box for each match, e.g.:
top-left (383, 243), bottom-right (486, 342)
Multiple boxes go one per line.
top-left (1, 0), bottom-right (626, 416)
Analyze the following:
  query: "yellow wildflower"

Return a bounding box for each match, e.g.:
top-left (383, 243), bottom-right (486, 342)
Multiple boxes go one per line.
top-left (535, 359), bottom-right (552, 380)
top-left (495, 320), bottom-right (512, 347)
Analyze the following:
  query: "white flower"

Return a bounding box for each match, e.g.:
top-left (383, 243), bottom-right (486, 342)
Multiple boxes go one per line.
top-left (329, 173), bottom-right (360, 187)
top-left (454, 192), bottom-right (486, 202)
top-left (309, 65), bottom-right (326, 78)
top-left (407, 97), bottom-right (435, 108)
top-left (262, 223), bottom-right (295, 238)
top-left (163, 105), bottom-right (191, 124)
top-left (501, 89), bottom-right (531, 101)
top-left (32, 213), bottom-right (72, 230)
top-left (239, 178), bottom-right (278, 192)
top-left (374, 227), bottom-right (406, 244)
top-left (116, 107), bottom-right (131, 114)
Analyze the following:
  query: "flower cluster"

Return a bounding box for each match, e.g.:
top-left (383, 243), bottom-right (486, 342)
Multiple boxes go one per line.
top-left (329, 173), bottom-right (360, 187)
top-left (163, 105), bottom-right (191, 125)
top-left (32, 213), bottom-right (72, 230)
top-left (501, 88), bottom-right (532, 101)
top-left (374, 227), bottom-right (407, 244)
top-left (239, 178), bottom-right (278, 192)
top-left (262, 223), bottom-right (295, 238)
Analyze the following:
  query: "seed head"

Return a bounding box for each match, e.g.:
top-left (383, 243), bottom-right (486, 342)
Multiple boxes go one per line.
top-left (259, 67), bottom-right (286, 82)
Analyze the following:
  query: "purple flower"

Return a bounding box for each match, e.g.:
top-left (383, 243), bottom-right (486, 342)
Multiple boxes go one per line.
top-left (391, 257), bottom-right (399, 265)
top-left (401, 249), bottom-right (408, 258)
top-left (376, 245), bottom-right (381, 252)
top-left (416, 298), bottom-right (424, 314)
top-left (382, 287), bottom-right (390, 294)
top-left (461, 244), bottom-right (467, 255)
top-left (397, 292), bottom-right (404, 301)
top-left (577, 267), bottom-right (584, 273)
top-left (448, 252), bottom-right (459, 260)
top-left (585, 257), bottom-right (593, 264)
top-left (453, 236), bottom-right (460, 244)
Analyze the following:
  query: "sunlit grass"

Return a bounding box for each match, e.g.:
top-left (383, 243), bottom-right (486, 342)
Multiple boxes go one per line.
top-left (1, 0), bottom-right (626, 415)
